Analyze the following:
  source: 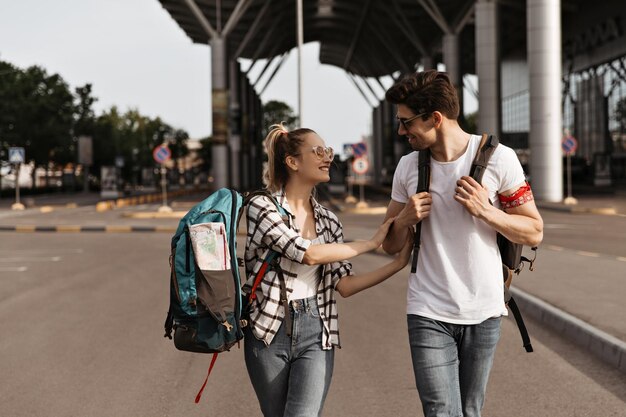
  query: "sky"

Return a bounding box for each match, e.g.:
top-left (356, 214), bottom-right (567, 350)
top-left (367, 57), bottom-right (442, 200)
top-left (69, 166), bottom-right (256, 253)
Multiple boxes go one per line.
top-left (0, 0), bottom-right (384, 153)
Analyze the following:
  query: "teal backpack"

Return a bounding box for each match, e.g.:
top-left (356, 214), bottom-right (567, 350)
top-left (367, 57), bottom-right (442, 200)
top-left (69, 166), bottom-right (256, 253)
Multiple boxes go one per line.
top-left (163, 187), bottom-right (285, 403)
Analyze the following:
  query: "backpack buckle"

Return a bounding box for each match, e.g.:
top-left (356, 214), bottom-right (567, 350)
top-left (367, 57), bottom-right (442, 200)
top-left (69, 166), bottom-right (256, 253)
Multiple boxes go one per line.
top-left (221, 321), bottom-right (233, 332)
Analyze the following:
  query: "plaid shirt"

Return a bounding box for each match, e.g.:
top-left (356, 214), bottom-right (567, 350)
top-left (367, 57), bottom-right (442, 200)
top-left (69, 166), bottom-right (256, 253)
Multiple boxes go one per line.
top-left (243, 190), bottom-right (352, 349)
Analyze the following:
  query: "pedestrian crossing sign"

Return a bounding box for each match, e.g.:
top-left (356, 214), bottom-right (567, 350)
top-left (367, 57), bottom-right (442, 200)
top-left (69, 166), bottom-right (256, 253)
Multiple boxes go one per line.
top-left (8, 147), bottom-right (25, 164)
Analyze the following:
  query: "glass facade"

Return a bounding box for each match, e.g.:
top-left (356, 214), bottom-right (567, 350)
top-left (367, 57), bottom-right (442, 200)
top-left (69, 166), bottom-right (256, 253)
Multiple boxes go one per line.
top-left (501, 56), bottom-right (626, 185)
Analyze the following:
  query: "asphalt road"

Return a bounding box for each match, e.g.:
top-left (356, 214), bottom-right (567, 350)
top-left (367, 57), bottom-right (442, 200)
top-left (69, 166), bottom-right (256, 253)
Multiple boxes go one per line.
top-left (1, 207), bottom-right (625, 416)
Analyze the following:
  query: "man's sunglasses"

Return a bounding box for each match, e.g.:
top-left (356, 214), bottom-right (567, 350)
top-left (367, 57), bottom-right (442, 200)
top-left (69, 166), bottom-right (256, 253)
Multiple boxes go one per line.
top-left (396, 112), bottom-right (429, 130)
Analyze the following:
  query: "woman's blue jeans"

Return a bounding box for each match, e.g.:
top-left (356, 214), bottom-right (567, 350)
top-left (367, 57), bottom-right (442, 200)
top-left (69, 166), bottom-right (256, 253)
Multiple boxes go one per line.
top-left (407, 314), bottom-right (501, 417)
top-left (245, 296), bottom-right (334, 417)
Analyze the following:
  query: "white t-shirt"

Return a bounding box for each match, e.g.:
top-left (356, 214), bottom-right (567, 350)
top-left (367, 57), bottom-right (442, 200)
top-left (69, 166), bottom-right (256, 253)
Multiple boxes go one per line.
top-left (289, 235), bottom-right (323, 300)
top-left (391, 135), bottom-right (526, 324)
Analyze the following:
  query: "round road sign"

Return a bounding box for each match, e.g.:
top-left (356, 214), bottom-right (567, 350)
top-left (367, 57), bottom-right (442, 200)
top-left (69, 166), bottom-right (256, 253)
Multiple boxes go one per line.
top-left (153, 144), bottom-right (172, 164)
top-left (561, 136), bottom-right (578, 155)
top-left (352, 157), bottom-right (369, 175)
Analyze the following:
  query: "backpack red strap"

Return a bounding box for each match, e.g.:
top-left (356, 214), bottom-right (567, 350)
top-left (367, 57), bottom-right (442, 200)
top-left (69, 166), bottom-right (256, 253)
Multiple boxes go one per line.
top-left (194, 352), bottom-right (219, 403)
top-left (248, 251), bottom-right (278, 302)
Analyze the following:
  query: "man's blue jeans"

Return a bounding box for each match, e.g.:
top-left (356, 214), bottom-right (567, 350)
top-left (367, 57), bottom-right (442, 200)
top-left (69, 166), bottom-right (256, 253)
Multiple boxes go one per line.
top-left (245, 296), bottom-right (334, 417)
top-left (407, 314), bottom-right (501, 417)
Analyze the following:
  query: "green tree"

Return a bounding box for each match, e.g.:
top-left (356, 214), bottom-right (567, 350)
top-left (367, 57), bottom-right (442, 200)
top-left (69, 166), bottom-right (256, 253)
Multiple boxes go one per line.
top-left (262, 100), bottom-right (298, 136)
top-left (0, 58), bottom-right (191, 189)
top-left (0, 61), bottom-right (21, 150)
top-left (615, 97), bottom-right (626, 132)
top-left (197, 136), bottom-right (213, 173)
top-left (614, 97), bottom-right (626, 152)
top-left (461, 111), bottom-right (478, 134)
top-left (74, 83), bottom-right (97, 137)
top-left (0, 62), bottom-right (76, 187)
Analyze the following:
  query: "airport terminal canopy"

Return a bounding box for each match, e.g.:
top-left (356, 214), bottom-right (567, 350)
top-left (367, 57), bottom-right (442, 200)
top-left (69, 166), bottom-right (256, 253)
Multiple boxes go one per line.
top-left (158, 0), bottom-right (492, 78)
top-left (158, 0), bottom-right (610, 80)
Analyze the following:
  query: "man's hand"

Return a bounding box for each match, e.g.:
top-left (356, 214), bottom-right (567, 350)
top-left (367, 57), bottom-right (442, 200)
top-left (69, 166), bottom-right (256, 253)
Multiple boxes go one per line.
top-left (453, 176), bottom-right (492, 218)
top-left (396, 192), bottom-right (432, 228)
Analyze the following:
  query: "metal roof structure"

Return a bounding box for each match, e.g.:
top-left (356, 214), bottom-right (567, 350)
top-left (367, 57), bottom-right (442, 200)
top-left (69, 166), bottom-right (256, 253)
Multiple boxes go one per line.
top-left (157, 0), bottom-right (487, 78)
top-left (157, 0), bottom-right (596, 79)
top-left (158, 0), bottom-right (615, 80)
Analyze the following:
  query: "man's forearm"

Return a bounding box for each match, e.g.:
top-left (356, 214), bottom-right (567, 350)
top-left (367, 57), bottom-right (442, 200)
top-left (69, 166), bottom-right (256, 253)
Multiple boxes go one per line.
top-left (480, 206), bottom-right (543, 247)
top-left (383, 220), bottom-right (410, 254)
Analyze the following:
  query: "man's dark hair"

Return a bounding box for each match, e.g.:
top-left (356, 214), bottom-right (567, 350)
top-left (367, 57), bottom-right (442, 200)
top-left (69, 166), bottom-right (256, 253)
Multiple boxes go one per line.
top-left (385, 70), bottom-right (460, 120)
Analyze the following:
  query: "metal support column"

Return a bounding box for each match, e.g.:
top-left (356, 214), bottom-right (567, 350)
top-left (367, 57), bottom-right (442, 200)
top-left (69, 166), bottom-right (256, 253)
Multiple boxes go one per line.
top-left (229, 60), bottom-right (241, 189)
top-left (476, 0), bottom-right (500, 136)
top-left (443, 34), bottom-right (462, 114)
top-left (421, 56), bottom-right (435, 71)
top-left (211, 37), bottom-right (229, 190)
top-left (528, 0), bottom-right (562, 201)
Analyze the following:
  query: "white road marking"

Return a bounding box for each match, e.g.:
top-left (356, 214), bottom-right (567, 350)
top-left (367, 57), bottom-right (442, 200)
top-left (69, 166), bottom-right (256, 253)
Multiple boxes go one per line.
top-left (544, 224), bottom-right (571, 229)
top-left (0, 249), bottom-right (83, 254)
top-left (0, 256), bottom-right (61, 262)
top-left (576, 251), bottom-right (600, 258)
top-left (0, 266), bottom-right (27, 272)
top-left (547, 245), bottom-right (625, 263)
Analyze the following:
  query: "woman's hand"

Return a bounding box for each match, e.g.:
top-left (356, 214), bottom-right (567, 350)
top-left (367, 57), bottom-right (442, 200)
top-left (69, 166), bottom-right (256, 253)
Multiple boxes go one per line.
top-left (370, 217), bottom-right (395, 249)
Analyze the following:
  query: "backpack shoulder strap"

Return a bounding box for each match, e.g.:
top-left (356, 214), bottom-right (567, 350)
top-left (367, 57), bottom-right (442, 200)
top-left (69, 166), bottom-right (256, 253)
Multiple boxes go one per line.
top-left (416, 149), bottom-right (431, 193)
top-left (410, 150), bottom-right (431, 273)
top-left (239, 189), bottom-right (289, 233)
top-left (469, 134), bottom-right (499, 184)
top-left (244, 189), bottom-right (287, 216)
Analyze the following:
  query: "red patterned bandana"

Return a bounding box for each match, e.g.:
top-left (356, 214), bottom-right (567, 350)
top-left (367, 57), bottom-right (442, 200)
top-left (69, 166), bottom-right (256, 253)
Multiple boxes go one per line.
top-left (498, 182), bottom-right (534, 209)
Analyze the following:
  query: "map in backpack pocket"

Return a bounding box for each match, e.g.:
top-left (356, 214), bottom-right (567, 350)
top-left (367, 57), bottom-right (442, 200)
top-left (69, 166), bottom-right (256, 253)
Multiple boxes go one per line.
top-left (189, 222), bottom-right (231, 270)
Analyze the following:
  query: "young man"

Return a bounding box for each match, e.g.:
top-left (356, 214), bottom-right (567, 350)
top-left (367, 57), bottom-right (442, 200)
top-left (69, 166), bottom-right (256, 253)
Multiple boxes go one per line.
top-left (382, 70), bottom-right (543, 417)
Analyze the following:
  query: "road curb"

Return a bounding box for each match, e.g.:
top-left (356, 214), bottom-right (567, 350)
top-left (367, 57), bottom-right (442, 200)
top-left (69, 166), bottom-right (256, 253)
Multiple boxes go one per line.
top-left (0, 225), bottom-right (177, 233)
top-left (511, 287), bottom-right (626, 374)
top-left (95, 187), bottom-right (210, 212)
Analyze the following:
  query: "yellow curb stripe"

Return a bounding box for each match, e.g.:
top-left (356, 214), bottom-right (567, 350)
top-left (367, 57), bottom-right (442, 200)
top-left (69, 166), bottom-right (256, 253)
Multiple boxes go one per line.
top-left (587, 207), bottom-right (617, 215)
top-left (105, 225), bottom-right (132, 233)
top-left (15, 225), bottom-right (36, 232)
top-left (96, 201), bottom-right (115, 212)
top-left (39, 206), bottom-right (54, 213)
top-left (56, 225), bottom-right (82, 233)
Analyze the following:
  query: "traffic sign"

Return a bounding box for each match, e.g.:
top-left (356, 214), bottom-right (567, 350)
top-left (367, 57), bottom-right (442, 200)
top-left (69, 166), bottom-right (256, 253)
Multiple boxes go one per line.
top-left (153, 144), bottom-right (172, 164)
top-left (352, 157), bottom-right (369, 175)
top-left (8, 147), bottom-right (25, 164)
top-left (562, 136), bottom-right (578, 155)
top-left (352, 142), bottom-right (367, 157)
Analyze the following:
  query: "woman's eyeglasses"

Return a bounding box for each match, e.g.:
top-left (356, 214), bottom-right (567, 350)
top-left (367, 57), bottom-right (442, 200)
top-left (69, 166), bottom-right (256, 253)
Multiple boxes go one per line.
top-left (310, 146), bottom-right (334, 160)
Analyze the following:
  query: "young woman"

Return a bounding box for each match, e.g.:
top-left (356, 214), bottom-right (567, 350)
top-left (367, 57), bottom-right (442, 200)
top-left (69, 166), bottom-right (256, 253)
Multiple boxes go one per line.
top-left (243, 123), bottom-right (413, 417)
